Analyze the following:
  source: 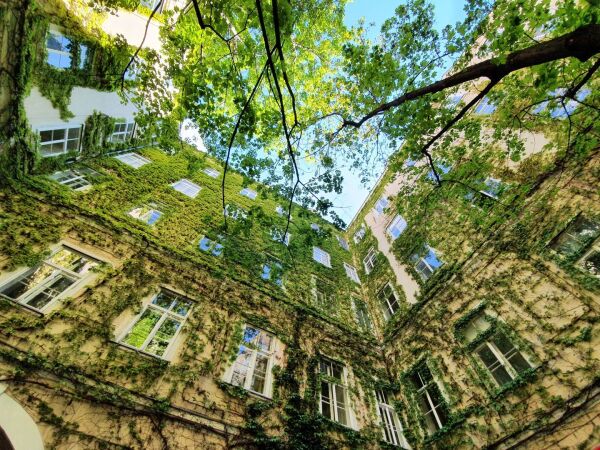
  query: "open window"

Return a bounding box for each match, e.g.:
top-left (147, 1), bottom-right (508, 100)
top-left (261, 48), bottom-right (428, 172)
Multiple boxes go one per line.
top-left (223, 325), bottom-right (278, 398)
top-left (0, 245), bottom-right (100, 313)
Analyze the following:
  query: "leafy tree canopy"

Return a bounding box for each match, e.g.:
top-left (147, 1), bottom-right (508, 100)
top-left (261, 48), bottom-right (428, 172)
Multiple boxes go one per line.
top-left (122, 0), bottom-right (599, 226)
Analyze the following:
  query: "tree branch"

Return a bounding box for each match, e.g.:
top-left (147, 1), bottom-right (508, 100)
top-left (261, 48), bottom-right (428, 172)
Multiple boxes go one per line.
top-left (342, 24), bottom-right (600, 128)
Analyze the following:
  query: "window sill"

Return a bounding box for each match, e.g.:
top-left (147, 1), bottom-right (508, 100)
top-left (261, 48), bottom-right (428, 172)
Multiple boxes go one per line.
top-left (219, 381), bottom-right (273, 401)
top-left (110, 340), bottom-right (171, 363)
top-left (0, 296), bottom-right (44, 317)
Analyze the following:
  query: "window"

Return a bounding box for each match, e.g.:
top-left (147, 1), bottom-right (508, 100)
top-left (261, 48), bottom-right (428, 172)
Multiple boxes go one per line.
top-left (225, 325), bottom-right (276, 397)
top-left (464, 312), bottom-right (532, 387)
top-left (46, 29), bottom-right (72, 69)
top-left (343, 263), bottom-right (360, 284)
top-left (427, 163), bottom-right (451, 182)
top-left (312, 247), bottom-right (331, 268)
top-left (411, 246), bottom-right (443, 280)
top-left (337, 235), bottom-right (349, 251)
top-left (261, 260), bottom-right (283, 286)
top-left (319, 358), bottom-right (350, 426)
top-left (78, 44), bottom-right (88, 69)
top-left (171, 179), bottom-right (201, 198)
top-left (387, 215), bottom-right (407, 240)
top-left (119, 290), bottom-right (192, 358)
top-left (0, 246), bottom-right (99, 312)
top-left (376, 390), bottom-right (410, 448)
top-left (140, 0), bottom-right (162, 9)
top-left (240, 187), bottom-right (257, 200)
top-left (474, 96), bottom-right (497, 115)
top-left (549, 215), bottom-right (600, 258)
top-left (203, 167), bottom-right (219, 178)
top-left (114, 152), bottom-right (151, 169)
top-left (352, 297), bottom-right (372, 332)
top-left (353, 226), bottom-right (366, 244)
top-left (312, 276), bottom-right (335, 313)
top-left (199, 236), bottom-right (223, 256)
top-left (49, 167), bottom-right (98, 191)
top-left (409, 363), bottom-right (448, 434)
top-left (224, 204), bottom-right (247, 220)
top-left (270, 228), bottom-right (290, 246)
top-left (374, 196), bottom-right (389, 215)
top-left (310, 223), bottom-right (320, 231)
top-left (39, 126), bottom-right (81, 157)
top-left (378, 283), bottom-right (399, 321)
top-left (129, 204), bottom-right (163, 225)
top-left (363, 247), bottom-right (377, 274)
top-left (466, 177), bottom-right (504, 204)
top-left (110, 122), bottom-right (135, 143)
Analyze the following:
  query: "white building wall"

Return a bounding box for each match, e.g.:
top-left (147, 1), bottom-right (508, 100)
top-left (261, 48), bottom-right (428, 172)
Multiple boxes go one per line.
top-left (24, 86), bottom-right (137, 131)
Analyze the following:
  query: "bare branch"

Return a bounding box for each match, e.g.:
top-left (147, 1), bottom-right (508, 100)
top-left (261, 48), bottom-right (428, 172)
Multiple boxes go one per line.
top-left (120, 0), bottom-right (162, 91)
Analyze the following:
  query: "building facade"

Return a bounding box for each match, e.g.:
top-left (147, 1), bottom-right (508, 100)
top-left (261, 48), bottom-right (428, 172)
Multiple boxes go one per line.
top-left (0, 0), bottom-right (599, 449)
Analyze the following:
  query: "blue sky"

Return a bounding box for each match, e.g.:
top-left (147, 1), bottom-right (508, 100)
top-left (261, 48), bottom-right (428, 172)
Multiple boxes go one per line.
top-left (324, 0), bottom-right (467, 226)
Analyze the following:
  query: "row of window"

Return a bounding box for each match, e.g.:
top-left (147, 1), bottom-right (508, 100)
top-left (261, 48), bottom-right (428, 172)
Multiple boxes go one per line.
top-left (0, 245), bottom-right (537, 443)
top-left (38, 122), bottom-right (135, 158)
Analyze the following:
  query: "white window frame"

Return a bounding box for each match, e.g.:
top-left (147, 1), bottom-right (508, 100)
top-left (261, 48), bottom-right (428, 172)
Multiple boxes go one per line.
top-left (128, 204), bottom-right (163, 225)
top-left (363, 247), bottom-right (377, 274)
top-left (261, 259), bottom-right (283, 286)
top-left (203, 167), bottom-right (220, 178)
top-left (318, 358), bottom-right (355, 428)
top-left (353, 226), bottom-right (366, 244)
top-left (110, 122), bottom-right (135, 143)
top-left (352, 297), bottom-right (372, 331)
top-left (117, 290), bottom-right (192, 360)
top-left (114, 152), bottom-right (151, 169)
top-left (374, 196), bottom-right (389, 215)
top-left (38, 124), bottom-right (82, 157)
top-left (271, 228), bottom-right (291, 246)
top-left (386, 214), bottom-right (407, 240)
top-left (411, 365), bottom-right (447, 434)
top-left (0, 245), bottom-right (100, 313)
top-left (223, 325), bottom-right (277, 398)
top-left (343, 262), bottom-right (360, 284)
top-left (337, 235), bottom-right (349, 251)
top-left (240, 187), bottom-right (258, 200)
top-left (49, 168), bottom-right (95, 191)
top-left (312, 247), bottom-right (331, 268)
top-left (413, 246), bottom-right (443, 280)
top-left (376, 390), bottom-right (411, 448)
top-left (171, 179), bottom-right (202, 198)
top-left (474, 336), bottom-right (532, 387)
top-left (378, 282), bottom-right (399, 321)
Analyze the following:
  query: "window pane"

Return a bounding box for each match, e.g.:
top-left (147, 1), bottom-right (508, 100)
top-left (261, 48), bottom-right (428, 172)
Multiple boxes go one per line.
top-left (476, 345), bottom-right (500, 369)
top-left (145, 317), bottom-right (180, 356)
top-left (47, 248), bottom-right (97, 274)
top-left (0, 266), bottom-right (52, 300)
top-left (52, 129), bottom-right (65, 140)
top-left (231, 346), bottom-right (252, 387)
top-left (122, 309), bottom-right (161, 349)
top-left (172, 299), bottom-right (192, 316)
top-left (320, 381), bottom-right (332, 419)
top-left (25, 274), bottom-right (75, 309)
top-left (51, 142), bottom-right (64, 153)
top-left (490, 365), bottom-right (513, 386)
top-left (334, 384), bottom-right (347, 425)
top-left (40, 130), bottom-right (53, 142)
top-left (152, 291), bottom-right (175, 309)
top-left (250, 354), bottom-right (268, 394)
top-left (66, 139), bottom-right (79, 150)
